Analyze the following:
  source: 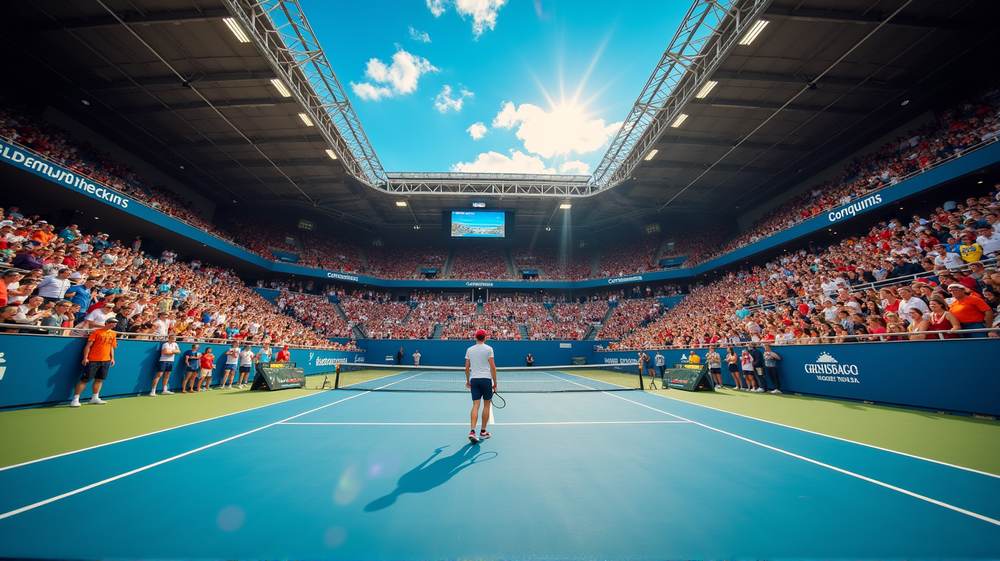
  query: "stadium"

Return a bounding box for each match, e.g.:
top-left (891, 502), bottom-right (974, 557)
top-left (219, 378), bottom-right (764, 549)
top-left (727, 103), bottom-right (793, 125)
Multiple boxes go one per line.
top-left (0, 0), bottom-right (998, 558)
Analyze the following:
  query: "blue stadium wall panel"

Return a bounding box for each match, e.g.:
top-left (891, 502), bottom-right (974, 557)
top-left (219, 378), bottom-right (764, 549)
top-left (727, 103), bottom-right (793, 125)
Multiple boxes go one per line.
top-left (4, 138), bottom-right (998, 290)
top-left (0, 334), bottom-right (364, 409)
top-left (594, 340), bottom-right (1000, 416)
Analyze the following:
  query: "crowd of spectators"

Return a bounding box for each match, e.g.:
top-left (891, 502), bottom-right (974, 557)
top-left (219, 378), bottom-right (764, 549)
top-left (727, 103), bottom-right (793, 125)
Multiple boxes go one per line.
top-left (595, 236), bottom-right (660, 278)
top-left (691, 86), bottom-right (1000, 265)
top-left (512, 245), bottom-right (593, 280)
top-left (297, 232), bottom-right (363, 272)
top-left (0, 203), bottom-right (352, 348)
top-left (595, 299), bottom-right (664, 340)
top-left (529, 300), bottom-right (609, 340)
top-left (338, 290), bottom-right (411, 339)
top-left (366, 244), bottom-right (448, 280)
top-left (221, 215), bottom-right (299, 260)
top-left (450, 247), bottom-right (511, 280)
top-left (275, 291), bottom-right (353, 338)
top-left (603, 188), bottom-right (1000, 350)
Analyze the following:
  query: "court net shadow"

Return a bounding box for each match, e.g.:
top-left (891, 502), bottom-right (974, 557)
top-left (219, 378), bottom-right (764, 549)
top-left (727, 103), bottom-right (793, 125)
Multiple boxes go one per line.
top-left (365, 444), bottom-right (497, 512)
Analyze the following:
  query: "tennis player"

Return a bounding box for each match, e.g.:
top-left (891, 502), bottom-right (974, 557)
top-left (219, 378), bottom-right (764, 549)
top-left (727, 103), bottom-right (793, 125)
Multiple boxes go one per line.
top-left (465, 329), bottom-right (497, 444)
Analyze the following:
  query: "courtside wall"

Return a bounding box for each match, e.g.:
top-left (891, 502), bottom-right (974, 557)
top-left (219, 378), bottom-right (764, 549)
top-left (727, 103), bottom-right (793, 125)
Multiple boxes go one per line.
top-left (1, 334), bottom-right (997, 416)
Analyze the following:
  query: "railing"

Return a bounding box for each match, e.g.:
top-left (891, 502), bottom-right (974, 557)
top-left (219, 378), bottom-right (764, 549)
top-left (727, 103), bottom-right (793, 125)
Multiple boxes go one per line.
top-left (0, 323), bottom-right (363, 351)
top-left (593, 327), bottom-right (1000, 352)
top-left (740, 256), bottom-right (999, 312)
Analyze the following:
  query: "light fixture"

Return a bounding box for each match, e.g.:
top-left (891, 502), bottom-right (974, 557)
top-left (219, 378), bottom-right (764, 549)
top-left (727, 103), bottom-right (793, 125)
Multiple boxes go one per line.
top-left (977, 180), bottom-right (983, 184)
top-left (179, 165), bottom-right (185, 170)
top-left (739, 19), bottom-right (769, 45)
top-left (81, 100), bottom-right (90, 106)
top-left (644, 149), bottom-right (659, 161)
top-left (413, 224), bottom-right (421, 230)
top-left (298, 113), bottom-right (314, 126)
top-left (901, 99), bottom-right (910, 106)
top-left (325, 149), bottom-right (338, 160)
top-left (670, 114), bottom-right (688, 128)
top-left (559, 203), bottom-right (571, 209)
top-left (695, 80), bottom-right (718, 99)
top-left (223, 17), bottom-right (250, 43)
top-left (545, 225), bottom-right (552, 232)
top-left (396, 201), bottom-right (408, 207)
top-left (270, 79), bottom-right (291, 97)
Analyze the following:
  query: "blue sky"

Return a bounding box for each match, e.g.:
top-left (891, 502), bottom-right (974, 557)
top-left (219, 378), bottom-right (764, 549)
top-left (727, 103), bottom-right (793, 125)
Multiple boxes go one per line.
top-left (300, 0), bottom-right (689, 175)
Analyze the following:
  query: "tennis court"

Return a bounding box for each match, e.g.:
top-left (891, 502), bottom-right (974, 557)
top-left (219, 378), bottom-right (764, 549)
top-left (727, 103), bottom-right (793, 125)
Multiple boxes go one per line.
top-left (1, 368), bottom-right (997, 559)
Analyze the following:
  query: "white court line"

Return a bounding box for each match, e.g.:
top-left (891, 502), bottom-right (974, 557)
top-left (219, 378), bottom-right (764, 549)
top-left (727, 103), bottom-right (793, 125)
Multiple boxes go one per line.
top-left (646, 391), bottom-right (1000, 480)
top-left (0, 373), bottom-right (424, 521)
top-left (278, 420), bottom-right (690, 426)
top-left (0, 390), bottom-right (325, 472)
top-left (604, 392), bottom-right (1000, 528)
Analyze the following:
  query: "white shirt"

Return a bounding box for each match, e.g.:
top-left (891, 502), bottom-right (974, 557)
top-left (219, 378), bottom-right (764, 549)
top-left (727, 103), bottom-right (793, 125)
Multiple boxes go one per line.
top-left (159, 342), bottom-right (179, 362)
top-left (898, 296), bottom-right (930, 317)
top-left (37, 275), bottom-right (71, 299)
top-left (240, 349), bottom-right (254, 367)
top-left (84, 309), bottom-right (113, 326)
top-left (225, 347), bottom-right (240, 365)
top-left (152, 319), bottom-right (171, 337)
top-left (465, 343), bottom-right (494, 379)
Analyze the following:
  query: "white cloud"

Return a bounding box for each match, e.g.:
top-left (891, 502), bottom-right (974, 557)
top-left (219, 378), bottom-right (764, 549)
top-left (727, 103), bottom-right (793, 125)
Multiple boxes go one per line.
top-left (426, 0), bottom-right (447, 17)
top-left (408, 26), bottom-right (431, 43)
top-left (492, 101), bottom-right (622, 158)
top-left (451, 150), bottom-right (556, 174)
top-left (467, 122), bottom-right (488, 140)
top-left (351, 82), bottom-right (393, 101)
top-left (350, 49), bottom-right (437, 101)
top-left (435, 85), bottom-right (474, 113)
top-left (560, 160), bottom-right (591, 175)
top-left (426, 0), bottom-right (507, 39)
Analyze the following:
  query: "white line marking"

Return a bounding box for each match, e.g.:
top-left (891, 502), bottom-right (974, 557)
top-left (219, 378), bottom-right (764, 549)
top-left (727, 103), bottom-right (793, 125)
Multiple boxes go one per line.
top-left (604, 392), bottom-right (1000, 527)
top-left (278, 420), bottom-right (690, 426)
top-left (0, 390), bottom-right (325, 472)
top-left (0, 373), bottom-right (425, 521)
top-left (645, 391), bottom-right (1000, 480)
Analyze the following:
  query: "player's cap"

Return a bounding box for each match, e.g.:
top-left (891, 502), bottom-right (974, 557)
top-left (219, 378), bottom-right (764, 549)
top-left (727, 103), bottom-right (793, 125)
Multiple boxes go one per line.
top-left (475, 329), bottom-right (487, 339)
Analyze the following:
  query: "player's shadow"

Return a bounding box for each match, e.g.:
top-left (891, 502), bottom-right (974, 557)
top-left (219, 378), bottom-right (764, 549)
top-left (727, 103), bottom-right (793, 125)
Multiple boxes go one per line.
top-left (364, 444), bottom-right (497, 512)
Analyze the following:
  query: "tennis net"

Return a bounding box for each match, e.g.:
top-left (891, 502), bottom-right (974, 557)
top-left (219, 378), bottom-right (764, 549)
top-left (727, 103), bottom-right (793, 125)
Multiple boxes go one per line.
top-left (326, 363), bottom-right (649, 392)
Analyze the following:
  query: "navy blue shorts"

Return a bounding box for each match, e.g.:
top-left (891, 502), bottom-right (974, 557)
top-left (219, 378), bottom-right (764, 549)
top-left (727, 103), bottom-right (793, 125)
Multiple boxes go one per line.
top-left (156, 360), bottom-right (173, 373)
top-left (470, 378), bottom-right (493, 401)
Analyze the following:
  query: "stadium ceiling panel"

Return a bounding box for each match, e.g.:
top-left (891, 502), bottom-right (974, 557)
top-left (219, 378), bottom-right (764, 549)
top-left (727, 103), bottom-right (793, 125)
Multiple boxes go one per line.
top-left (1, 0), bottom-right (997, 234)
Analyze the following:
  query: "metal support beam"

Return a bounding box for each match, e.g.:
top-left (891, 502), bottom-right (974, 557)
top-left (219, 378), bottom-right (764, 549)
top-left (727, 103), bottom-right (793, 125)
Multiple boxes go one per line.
top-left (688, 98), bottom-right (868, 115)
top-left (89, 71), bottom-right (277, 90)
top-left (590, 0), bottom-right (773, 193)
top-left (24, 8), bottom-right (230, 33)
top-left (656, 136), bottom-right (813, 151)
top-left (222, 0), bottom-right (388, 188)
top-left (712, 71), bottom-right (906, 90)
top-left (763, 8), bottom-right (972, 31)
top-left (385, 173), bottom-right (591, 197)
top-left (113, 99), bottom-right (296, 114)
top-left (169, 135), bottom-right (322, 149)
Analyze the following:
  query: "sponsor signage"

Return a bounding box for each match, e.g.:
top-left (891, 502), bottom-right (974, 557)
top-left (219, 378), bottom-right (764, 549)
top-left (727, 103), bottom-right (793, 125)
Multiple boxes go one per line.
top-left (251, 361), bottom-right (306, 390)
top-left (827, 194), bottom-right (883, 223)
top-left (1, 140), bottom-right (131, 210)
top-left (608, 275), bottom-right (643, 284)
top-left (805, 352), bottom-right (860, 384)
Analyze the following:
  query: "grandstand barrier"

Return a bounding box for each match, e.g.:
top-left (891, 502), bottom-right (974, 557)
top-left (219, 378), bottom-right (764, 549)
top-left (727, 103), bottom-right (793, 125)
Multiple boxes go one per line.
top-left (6, 135), bottom-right (997, 290)
top-left (252, 288), bottom-right (281, 303)
top-left (592, 339), bottom-right (1000, 417)
top-left (0, 334), bottom-right (365, 409)
top-left (269, 250), bottom-right (300, 263)
top-left (359, 339), bottom-right (606, 369)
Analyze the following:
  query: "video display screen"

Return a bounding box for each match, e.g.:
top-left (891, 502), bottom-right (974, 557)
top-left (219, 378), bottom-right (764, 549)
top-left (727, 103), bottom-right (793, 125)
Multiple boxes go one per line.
top-left (450, 210), bottom-right (506, 238)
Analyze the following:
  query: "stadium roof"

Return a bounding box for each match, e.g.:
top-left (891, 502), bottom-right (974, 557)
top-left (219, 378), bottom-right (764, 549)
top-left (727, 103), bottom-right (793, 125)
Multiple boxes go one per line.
top-left (3, 0), bottom-right (998, 236)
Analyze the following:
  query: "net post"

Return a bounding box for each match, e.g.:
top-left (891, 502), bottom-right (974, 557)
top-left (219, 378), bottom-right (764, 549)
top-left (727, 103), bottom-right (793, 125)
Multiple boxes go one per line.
top-left (639, 367), bottom-right (645, 390)
top-left (334, 366), bottom-right (341, 389)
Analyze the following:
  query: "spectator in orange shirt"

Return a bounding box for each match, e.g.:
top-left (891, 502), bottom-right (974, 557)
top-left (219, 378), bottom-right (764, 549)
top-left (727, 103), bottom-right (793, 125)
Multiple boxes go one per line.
top-left (197, 347), bottom-right (216, 391)
top-left (69, 317), bottom-right (119, 407)
top-left (275, 345), bottom-right (291, 363)
top-left (947, 284), bottom-right (997, 339)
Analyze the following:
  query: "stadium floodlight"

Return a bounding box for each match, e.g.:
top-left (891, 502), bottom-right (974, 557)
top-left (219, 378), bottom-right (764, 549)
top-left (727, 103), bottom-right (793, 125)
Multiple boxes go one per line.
top-left (396, 201), bottom-right (408, 207)
top-left (298, 113), bottom-right (314, 126)
top-left (413, 224), bottom-right (421, 230)
top-left (644, 149), bottom-right (659, 161)
top-left (325, 149), bottom-right (338, 160)
top-left (545, 225), bottom-right (552, 231)
top-left (695, 80), bottom-right (718, 99)
top-left (270, 79), bottom-right (292, 97)
top-left (738, 19), bottom-right (769, 45)
top-left (223, 17), bottom-right (250, 43)
top-left (560, 203), bottom-right (572, 209)
top-left (670, 114), bottom-right (688, 128)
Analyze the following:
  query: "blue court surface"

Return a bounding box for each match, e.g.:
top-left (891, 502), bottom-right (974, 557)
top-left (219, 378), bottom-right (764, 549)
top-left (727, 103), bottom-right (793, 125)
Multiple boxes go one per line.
top-left (1, 388), bottom-right (998, 559)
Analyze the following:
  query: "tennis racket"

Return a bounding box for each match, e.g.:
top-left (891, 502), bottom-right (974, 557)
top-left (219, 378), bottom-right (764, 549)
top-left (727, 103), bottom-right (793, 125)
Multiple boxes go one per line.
top-left (491, 389), bottom-right (506, 409)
